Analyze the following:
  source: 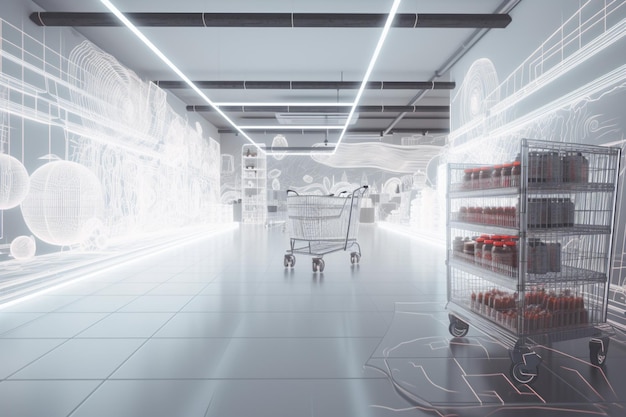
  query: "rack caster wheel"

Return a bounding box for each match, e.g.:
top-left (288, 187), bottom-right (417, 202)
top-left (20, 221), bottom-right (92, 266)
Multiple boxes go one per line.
top-left (510, 362), bottom-right (539, 385)
top-left (350, 252), bottom-right (361, 264)
top-left (312, 258), bottom-right (325, 272)
top-left (447, 314), bottom-right (469, 337)
top-left (284, 255), bottom-right (296, 268)
top-left (589, 336), bottom-right (609, 366)
top-left (509, 342), bottom-right (541, 384)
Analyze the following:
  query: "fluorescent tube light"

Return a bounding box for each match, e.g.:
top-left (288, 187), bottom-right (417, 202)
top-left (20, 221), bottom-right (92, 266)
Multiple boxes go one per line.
top-left (100, 0), bottom-right (263, 152)
top-left (101, 0), bottom-right (401, 157)
top-left (333, 0), bottom-right (402, 154)
top-left (239, 125), bottom-right (344, 130)
top-left (213, 102), bottom-right (353, 107)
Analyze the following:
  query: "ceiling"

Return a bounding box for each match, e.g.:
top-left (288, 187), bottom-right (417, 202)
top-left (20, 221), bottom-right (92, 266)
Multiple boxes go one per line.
top-left (29, 0), bottom-right (520, 149)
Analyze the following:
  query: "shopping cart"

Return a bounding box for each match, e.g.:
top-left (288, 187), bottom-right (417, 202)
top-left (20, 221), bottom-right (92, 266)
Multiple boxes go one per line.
top-left (284, 185), bottom-right (369, 272)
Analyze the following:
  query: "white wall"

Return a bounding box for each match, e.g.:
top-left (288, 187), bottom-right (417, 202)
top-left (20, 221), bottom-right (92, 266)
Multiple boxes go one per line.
top-left (0, 1), bottom-right (224, 259)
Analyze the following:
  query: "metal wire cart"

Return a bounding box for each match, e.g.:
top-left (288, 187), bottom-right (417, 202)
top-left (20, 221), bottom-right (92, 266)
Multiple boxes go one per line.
top-left (446, 139), bottom-right (621, 384)
top-left (284, 185), bottom-right (369, 272)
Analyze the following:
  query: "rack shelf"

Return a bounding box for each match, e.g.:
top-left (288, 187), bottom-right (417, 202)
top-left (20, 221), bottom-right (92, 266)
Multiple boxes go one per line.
top-left (241, 144), bottom-right (267, 224)
top-left (446, 138), bottom-right (620, 384)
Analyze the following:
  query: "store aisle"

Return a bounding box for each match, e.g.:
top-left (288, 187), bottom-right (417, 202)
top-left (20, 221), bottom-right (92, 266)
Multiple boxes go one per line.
top-left (0, 224), bottom-right (448, 417)
top-left (2, 224), bottom-right (625, 417)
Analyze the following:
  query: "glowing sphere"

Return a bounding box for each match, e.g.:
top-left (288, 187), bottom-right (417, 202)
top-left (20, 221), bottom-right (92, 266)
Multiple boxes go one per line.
top-left (20, 161), bottom-right (104, 246)
top-left (10, 236), bottom-right (36, 260)
top-left (0, 154), bottom-right (30, 209)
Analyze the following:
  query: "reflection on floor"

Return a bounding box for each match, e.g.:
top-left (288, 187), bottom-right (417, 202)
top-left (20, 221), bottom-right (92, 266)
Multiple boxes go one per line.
top-left (367, 303), bottom-right (626, 416)
top-left (0, 224), bottom-right (624, 417)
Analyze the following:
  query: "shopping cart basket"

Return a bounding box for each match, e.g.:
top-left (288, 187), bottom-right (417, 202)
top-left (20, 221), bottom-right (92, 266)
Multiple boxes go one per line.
top-left (284, 185), bottom-right (369, 272)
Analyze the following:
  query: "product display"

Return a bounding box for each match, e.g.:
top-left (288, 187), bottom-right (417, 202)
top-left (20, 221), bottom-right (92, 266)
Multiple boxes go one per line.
top-left (450, 149), bottom-right (590, 192)
top-left (241, 144), bottom-right (267, 224)
top-left (446, 139), bottom-right (620, 384)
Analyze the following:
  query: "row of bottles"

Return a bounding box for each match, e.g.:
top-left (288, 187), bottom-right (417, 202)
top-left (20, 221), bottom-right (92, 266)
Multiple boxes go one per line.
top-left (469, 288), bottom-right (588, 332)
top-left (454, 197), bottom-right (575, 229)
top-left (452, 151), bottom-right (589, 191)
top-left (457, 162), bottom-right (521, 191)
top-left (452, 235), bottom-right (562, 275)
top-left (453, 235), bottom-right (518, 277)
top-left (455, 206), bottom-right (517, 227)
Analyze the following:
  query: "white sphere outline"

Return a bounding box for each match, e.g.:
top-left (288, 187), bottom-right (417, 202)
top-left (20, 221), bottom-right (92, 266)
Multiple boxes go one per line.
top-left (10, 235), bottom-right (36, 260)
top-left (0, 154), bottom-right (30, 209)
top-left (20, 161), bottom-right (105, 246)
top-left (271, 134), bottom-right (288, 160)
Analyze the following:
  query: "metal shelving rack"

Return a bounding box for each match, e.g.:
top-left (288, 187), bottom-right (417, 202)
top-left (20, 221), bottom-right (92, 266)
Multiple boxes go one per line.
top-left (241, 144), bottom-right (267, 224)
top-left (446, 138), bottom-right (620, 384)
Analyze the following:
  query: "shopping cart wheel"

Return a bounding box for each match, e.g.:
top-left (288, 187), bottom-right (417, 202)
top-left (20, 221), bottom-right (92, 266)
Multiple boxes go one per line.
top-left (510, 362), bottom-right (538, 385)
top-left (350, 252), bottom-right (361, 264)
top-left (312, 258), bottom-right (325, 272)
top-left (589, 336), bottom-right (609, 366)
top-left (284, 255), bottom-right (296, 268)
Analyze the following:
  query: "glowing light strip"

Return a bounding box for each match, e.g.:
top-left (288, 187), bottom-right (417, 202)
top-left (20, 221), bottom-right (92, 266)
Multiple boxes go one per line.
top-left (213, 102), bottom-right (353, 107)
top-left (333, 0), bottom-right (402, 155)
top-left (239, 125), bottom-right (344, 130)
top-left (99, 0), bottom-right (263, 152)
top-left (100, 0), bottom-right (400, 157)
top-left (0, 224), bottom-right (238, 310)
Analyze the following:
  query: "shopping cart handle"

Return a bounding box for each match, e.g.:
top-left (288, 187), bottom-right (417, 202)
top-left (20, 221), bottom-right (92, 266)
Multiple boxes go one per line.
top-left (286, 189), bottom-right (299, 196)
top-left (351, 185), bottom-right (369, 196)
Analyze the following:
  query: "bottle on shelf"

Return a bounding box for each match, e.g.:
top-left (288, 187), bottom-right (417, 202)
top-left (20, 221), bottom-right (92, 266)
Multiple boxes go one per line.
top-left (481, 240), bottom-right (494, 269)
top-left (463, 169), bottom-right (473, 189)
top-left (471, 168), bottom-right (481, 189)
top-left (511, 161), bottom-right (521, 187)
top-left (562, 152), bottom-right (589, 183)
top-left (546, 242), bottom-right (561, 272)
top-left (501, 163), bottom-right (513, 187)
top-left (527, 238), bottom-right (548, 274)
top-left (474, 237), bottom-right (485, 264)
top-left (479, 167), bottom-right (492, 189)
top-left (492, 165), bottom-right (503, 188)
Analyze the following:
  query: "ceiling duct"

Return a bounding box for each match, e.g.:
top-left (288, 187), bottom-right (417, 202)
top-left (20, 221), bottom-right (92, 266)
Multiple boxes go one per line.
top-left (30, 12), bottom-right (511, 29)
top-left (218, 127), bottom-right (449, 135)
top-left (275, 113), bottom-right (358, 125)
top-left (155, 80), bottom-right (455, 90)
top-left (187, 105), bottom-right (449, 113)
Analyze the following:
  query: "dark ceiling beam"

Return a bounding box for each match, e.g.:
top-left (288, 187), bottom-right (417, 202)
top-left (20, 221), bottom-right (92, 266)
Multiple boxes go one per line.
top-left (240, 115), bottom-right (450, 121)
top-left (187, 105), bottom-right (449, 113)
top-left (30, 12), bottom-right (511, 29)
top-left (269, 147), bottom-right (335, 152)
top-left (218, 127), bottom-right (449, 135)
top-left (157, 80), bottom-right (455, 90)
top-left (382, 0), bottom-right (521, 134)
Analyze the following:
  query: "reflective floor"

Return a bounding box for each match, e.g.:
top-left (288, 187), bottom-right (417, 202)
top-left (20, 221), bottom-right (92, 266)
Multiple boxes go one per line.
top-left (0, 224), bottom-right (624, 417)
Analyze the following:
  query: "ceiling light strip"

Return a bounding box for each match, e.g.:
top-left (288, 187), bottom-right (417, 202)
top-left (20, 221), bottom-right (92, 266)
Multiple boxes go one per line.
top-left (333, 0), bottom-right (402, 154)
top-left (100, 0), bottom-right (260, 151)
top-left (239, 125), bottom-right (344, 130)
top-left (213, 102), bottom-right (354, 107)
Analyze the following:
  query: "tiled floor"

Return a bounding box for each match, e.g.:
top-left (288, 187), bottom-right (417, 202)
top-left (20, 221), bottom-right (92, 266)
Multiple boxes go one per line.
top-left (0, 224), bottom-right (624, 417)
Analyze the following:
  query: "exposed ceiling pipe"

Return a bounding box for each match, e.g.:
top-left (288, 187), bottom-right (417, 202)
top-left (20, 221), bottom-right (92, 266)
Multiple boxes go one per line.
top-left (157, 80), bottom-right (455, 90)
top-left (187, 105), bottom-right (450, 113)
top-left (30, 12), bottom-right (511, 29)
top-left (381, 0), bottom-right (522, 135)
top-left (218, 127), bottom-right (449, 135)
